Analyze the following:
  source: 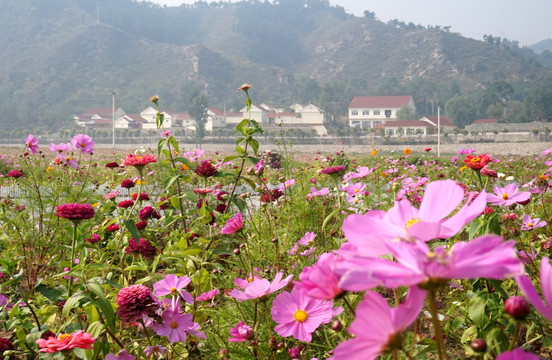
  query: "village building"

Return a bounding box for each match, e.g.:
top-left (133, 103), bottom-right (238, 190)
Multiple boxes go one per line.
top-left (348, 95), bottom-right (416, 128)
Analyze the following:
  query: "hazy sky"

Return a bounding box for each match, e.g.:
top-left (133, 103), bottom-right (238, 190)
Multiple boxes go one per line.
top-left (151, 0), bottom-right (552, 46)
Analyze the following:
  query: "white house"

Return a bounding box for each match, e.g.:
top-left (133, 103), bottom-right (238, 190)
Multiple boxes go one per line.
top-left (74, 107), bottom-right (125, 128)
top-left (348, 96), bottom-right (416, 128)
top-left (140, 107), bottom-right (174, 129)
top-left (206, 107), bottom-right (227, 129)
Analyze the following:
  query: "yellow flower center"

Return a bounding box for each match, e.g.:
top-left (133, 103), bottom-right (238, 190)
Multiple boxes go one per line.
top-left (470, 157), bottom-right (481, 163)
top-left (171, 287), bottom-right (178, 294)
top-left (170, 321), bottom-right (178, 329)
top-left (528, 223), bottom-right (534, 228)
top-left (58, 333), bottom-right (71, 341)
top-left (405, 218), bottom-right (421, 230)
top-left (354, 189), bottom-right (359, 193)
top-left (502, 193), bottom-right (509, 200)
top-left (247, 277), bottom-right (254, 283)
top-left (293, 309), bottom-right (308, 322)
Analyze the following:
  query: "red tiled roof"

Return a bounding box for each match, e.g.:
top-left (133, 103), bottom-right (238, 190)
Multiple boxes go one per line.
top-left (472, 118), bottom-right (499, 124)
top-left (424, 116), bottom-right (455, 127)
top-left (208, 107), bottom-right (225, 116)
top-left (349, 96), bottom-right (413, 109)
top-left (83, 108), bottom-right (115, 116)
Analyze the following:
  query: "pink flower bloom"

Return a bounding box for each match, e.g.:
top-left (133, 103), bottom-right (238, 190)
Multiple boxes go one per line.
top-left (254, 159), bottom-right (264, 175)
top-left (340, 235), bottom-right (523, 291)
top-left (542, 147), bottom-right (552, 157)
top-left (25, 134), bottom-right (38, 154)
top-left (306, 187), bottom-right (329, 200)
top-left (487, 183), bottom-right (530, 206)
top-left (341, 180), bottom-right (487, 257)
top-left (228, 272), bottom-right (293, 301)
top-left (343, 166), bottom-right (375, 182)
top-left (288, 243), bottom-right (299, 256)
top-left (496, 348), bottom-right (540, 360)
top-left (71, 134), bottom-right (95, 154)
top-left (55, 203), bottom-right (95, 221)
top-left (295, 253), bottom-right (343, 300)
top-left (271, 287), bottom-right (334, 342)
top-left (116, 284), bottom-right (159, 322)
top-left (103, 191), bottom-right (120, 200)
top-left (340, 183), bottom-right (366, 202)
top-left (160, 130), bottom-right (172, 137)
top-left (228, 321), bottom-right (254, 342)
top-left (49, 142), bottom-right (72, 153)
top-left (520, 214), bottom-right (547, 231)
top-left (320, 166), bottom-right (346, 175)
top-left (196, 288), bottom-right (219, 301)
top-left (221, 212), bottom-right (243, 234)
top-left (106, 350), bottom-right (135, 360)
top-left (153, 274), bottom-right (194, 303)
top-left (300, 247), bottom-right (316, 257)
top-left (517, 256), bottom-right (552, 322)
top-left (144, 345), bottom-right (167, 359)
top-left (182, 149), bottom-right (204, 162)
top-left (278, 179), bottom-right (296, 191)
top-left (152, 310), bottom-right (206, 343)
top-left (299, 232), bottom-right (317, 246)
top-left (122, 154), bottom-right (157, 167)
top-left (36, 330), bottom-right (96, 353)
top-left (331, 287), bottom-right (426, 360)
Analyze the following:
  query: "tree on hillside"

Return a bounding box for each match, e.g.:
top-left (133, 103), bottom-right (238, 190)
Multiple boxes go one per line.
top-left (445, 95), bottom-right (475, 128)
top-left (525, 74), bottom-right (552, 122)
top-left (188, 89), bottom-right (209, 144)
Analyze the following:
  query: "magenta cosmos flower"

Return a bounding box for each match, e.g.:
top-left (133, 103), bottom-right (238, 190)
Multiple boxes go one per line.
top-left (55, 203), bottom-right (95, 221)
top-left (520, 214), bottom-right (547, 231)
top-left (517, 256), bottom-right (552, 322)
top-left (152, 310), bottom-right (206, 343)
top-left (331, 287), bottom-right (426, 360)
top-left (71, 134), bottom-right (95, 154)
top-left (228, 272), bottom-right (293, 301)
top-left (271, 287), bottom-right (334, 342)
top-left (306, 187), bottom-right (329, 200)
top-left (144, 345), bottom-right (167, 359)
top-left (295, 253), bottom-right (344, 300)
top-left (49, 142), bottom-right (72, 153)
top-left (341, 180), bottom-right (486, 257)
top-left (221, 212), bottom-right (243, 234)
top-left (495, 348), bottom-right (540, 360)
top-left (487, 183), bottom-right (530, 206)
top-left (340, 235), bottom-right (523, 291)
top-left (228, 321), bottom-right (254, 342)
top-left (153, 274), bottom-right (194, 304)
top-left (25, 134), bottom-right (38, 154)
top-left (106, 350), bottom-right (135, 360)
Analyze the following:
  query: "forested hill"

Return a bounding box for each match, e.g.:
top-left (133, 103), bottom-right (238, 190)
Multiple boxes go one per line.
top-left (1, 0), bottom-right (551, 131)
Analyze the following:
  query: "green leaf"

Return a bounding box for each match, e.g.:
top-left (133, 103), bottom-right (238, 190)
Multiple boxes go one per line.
top-left (468, 293), bottom-right (490, 329)
top-left (124, 219), bottom-right (141, 241)
top-left (168, 135), bottom-right (179, 153)
top-left (322, 208), bottom-right (340, 233)
top-left (63, 293), bottom-right (87, 317)
top-left (249, 138), bottom-right (259, 155)
top-left (35, 284), bottom-right (63, 301)
top-left (223, 155), bottom-right (239, 163)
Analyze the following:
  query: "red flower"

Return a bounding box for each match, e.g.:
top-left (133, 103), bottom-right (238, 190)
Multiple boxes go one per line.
top-left (7, 170), bottom-right (24, 178)
top-left (139, 206), bottom-right (161, 221)
top-left (132, 193), bottom-right (150, 201)
top-left (424, 147), bottom-right (432, 152)
top-left (120, 179), bottom-right (135, 189)
top-left (105, 161), bottom-right (120, 168)
top-left (36, 330), bottom-right (95, 353)
top-left (260, 189), bottom-right (283, 203)
top-left (0, 338), bottom-right (14, 354)
top-left (320, 166), bottom-right (346, 175)
top-left (463, 154), bottom-right (491, 170)
top-left (194, 160), bottom-right (218, 177)
top-left (118, 200), bottom-right (134, 208)
top-left (116, 284), bottom-right (158, 322)
top-left (55, 203), bottom-right (95, 221)
top-left (125, 238), bottom-right (156, 258)
top-left (135, 220), bottom-right (148, 230)
top-left (84, 234), bottom-right (101, 243)
top-left (122, 154), bottom-right (157, 167)
top-left (480, 167), bottom-right (498, 177)
top-left (105, 223), bottom-right (120, 232)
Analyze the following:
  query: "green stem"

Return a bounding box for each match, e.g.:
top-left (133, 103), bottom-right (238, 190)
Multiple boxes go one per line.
top-left (427, 289), bottom-right (448, 360)
top-left (509, 321), bottom-right (522, 350)
top-left (68, 221), bottom-right (78, 297)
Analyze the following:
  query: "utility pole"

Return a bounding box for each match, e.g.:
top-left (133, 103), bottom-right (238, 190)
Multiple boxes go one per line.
top-left (111, 91), bottom-right (116, 149)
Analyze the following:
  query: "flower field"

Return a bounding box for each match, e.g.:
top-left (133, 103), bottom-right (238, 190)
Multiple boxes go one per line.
top-left (0, 88), bottom-right (551, 359)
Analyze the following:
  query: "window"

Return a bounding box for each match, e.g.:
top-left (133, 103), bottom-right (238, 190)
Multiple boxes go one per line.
top-left (373, 110), bottom-right (380, 115)
top-left (362, 110), bottom-right (369, 115)
top-left (385, 110), bottom-right (392, 118)
top-left (351, 110), bottom-right (358, 115)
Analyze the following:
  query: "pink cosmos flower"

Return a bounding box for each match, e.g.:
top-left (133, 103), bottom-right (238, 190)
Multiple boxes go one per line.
top-left (331, 287), bottom-right (426, 360)
top-left (299, 232), bottom-right (317, 246)
top-left (340, 183), bottom-right (366, 202)
top-left (153, 274), bottom-right (194, 303)
top-left (182, 149), bottom-right (204, 162)
top-left (288, 243), bottom-right (299, 256)
top-left (295, 253), bottom-right (343, 300)
top-left (49, 142), bottom-right (72, 153)
top-left (341, 180), bottom-right (487, 257)
top-left (25, 134), bottom-right (38, 154)
top-left (196, 288), bottom-right (219, 301)
top-left (55, 155), bottom-right (79, 169)
top-left (517, 256), bottom-right (552, 322)
top-left (106, 350), bottom-right (135, 360)
top-left (300, 246), bottom-right (316, 257)
top-left (160, 130), bottom-right (172, 137)
top-left (278, 179), bottom-right (296, 191)
top-left (221, 212), bottom-right (243, 234)
top-left (152, 310), bottom-right (206, 343)
top-left (71, 134), bottom-right (95, 154)
top-left (36, 330), bottom-right (96, 353)
top-left (271, 287), bottom-right (334, 342)
top-left (228, 272), bottom-right (293, 301)
top-left (306, 187), bottom-right (329, 200)
top-left (520, 214), bottom-right (547, 231)
top-left (487, 183), bottom-right (530, 206)
top-left (103, 191), bottom-right (120, 200)
top-left (228, 321), bottom-right (254, 342)
top-left (343, 166), bottom-right (375, 182)
top-left (339, 235), bottom-right (523, 291)
top-left (495, 348), bottom-right (540, 360)
top-left (542, 147), bottom-right (552, 157)
top-left (144, 345), bottom-right (167, 359)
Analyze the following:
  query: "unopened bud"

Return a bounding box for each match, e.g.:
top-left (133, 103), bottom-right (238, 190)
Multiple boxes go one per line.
top-left (470, 338), bottom-right (487, 353)
top-left (504, 296), bottom-right (530, 320)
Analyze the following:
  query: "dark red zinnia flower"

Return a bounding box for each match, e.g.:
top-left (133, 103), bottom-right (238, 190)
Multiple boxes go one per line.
top-left (7, 170), bottom-right (24, 178)
top-left (118, 200), bottom-right (134, 208)
top-left (135, 220), bottom-right (148, 231)
top-left (320, 165), bottom-right (346, 175)
top-left (105, 223), bottom-right (120, 232)
top-left (125, 238), bottom-right (156, 258)
top-left (105, 161), bottom-right (120, 168)
top-left (260, 189), bottom-right (283, 203)
top-left (194, 160), bottom-right (218, 177)
top-left (0, 338), bottom-right (14, 354)
top-left (115, 284), bottom-right (158, 322)
top-left (55, 203), bottom-right (95, 221)
top-left (138, 206), bottom-right (161, 221)
top-left (84, 234), bottom-right (101, 243)
top-left (131, 193), bottom-right (150, 201)
top-left (120, 179), bottom-right (135, 189)
top-left (157, 196), bottom-right (170, 210)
